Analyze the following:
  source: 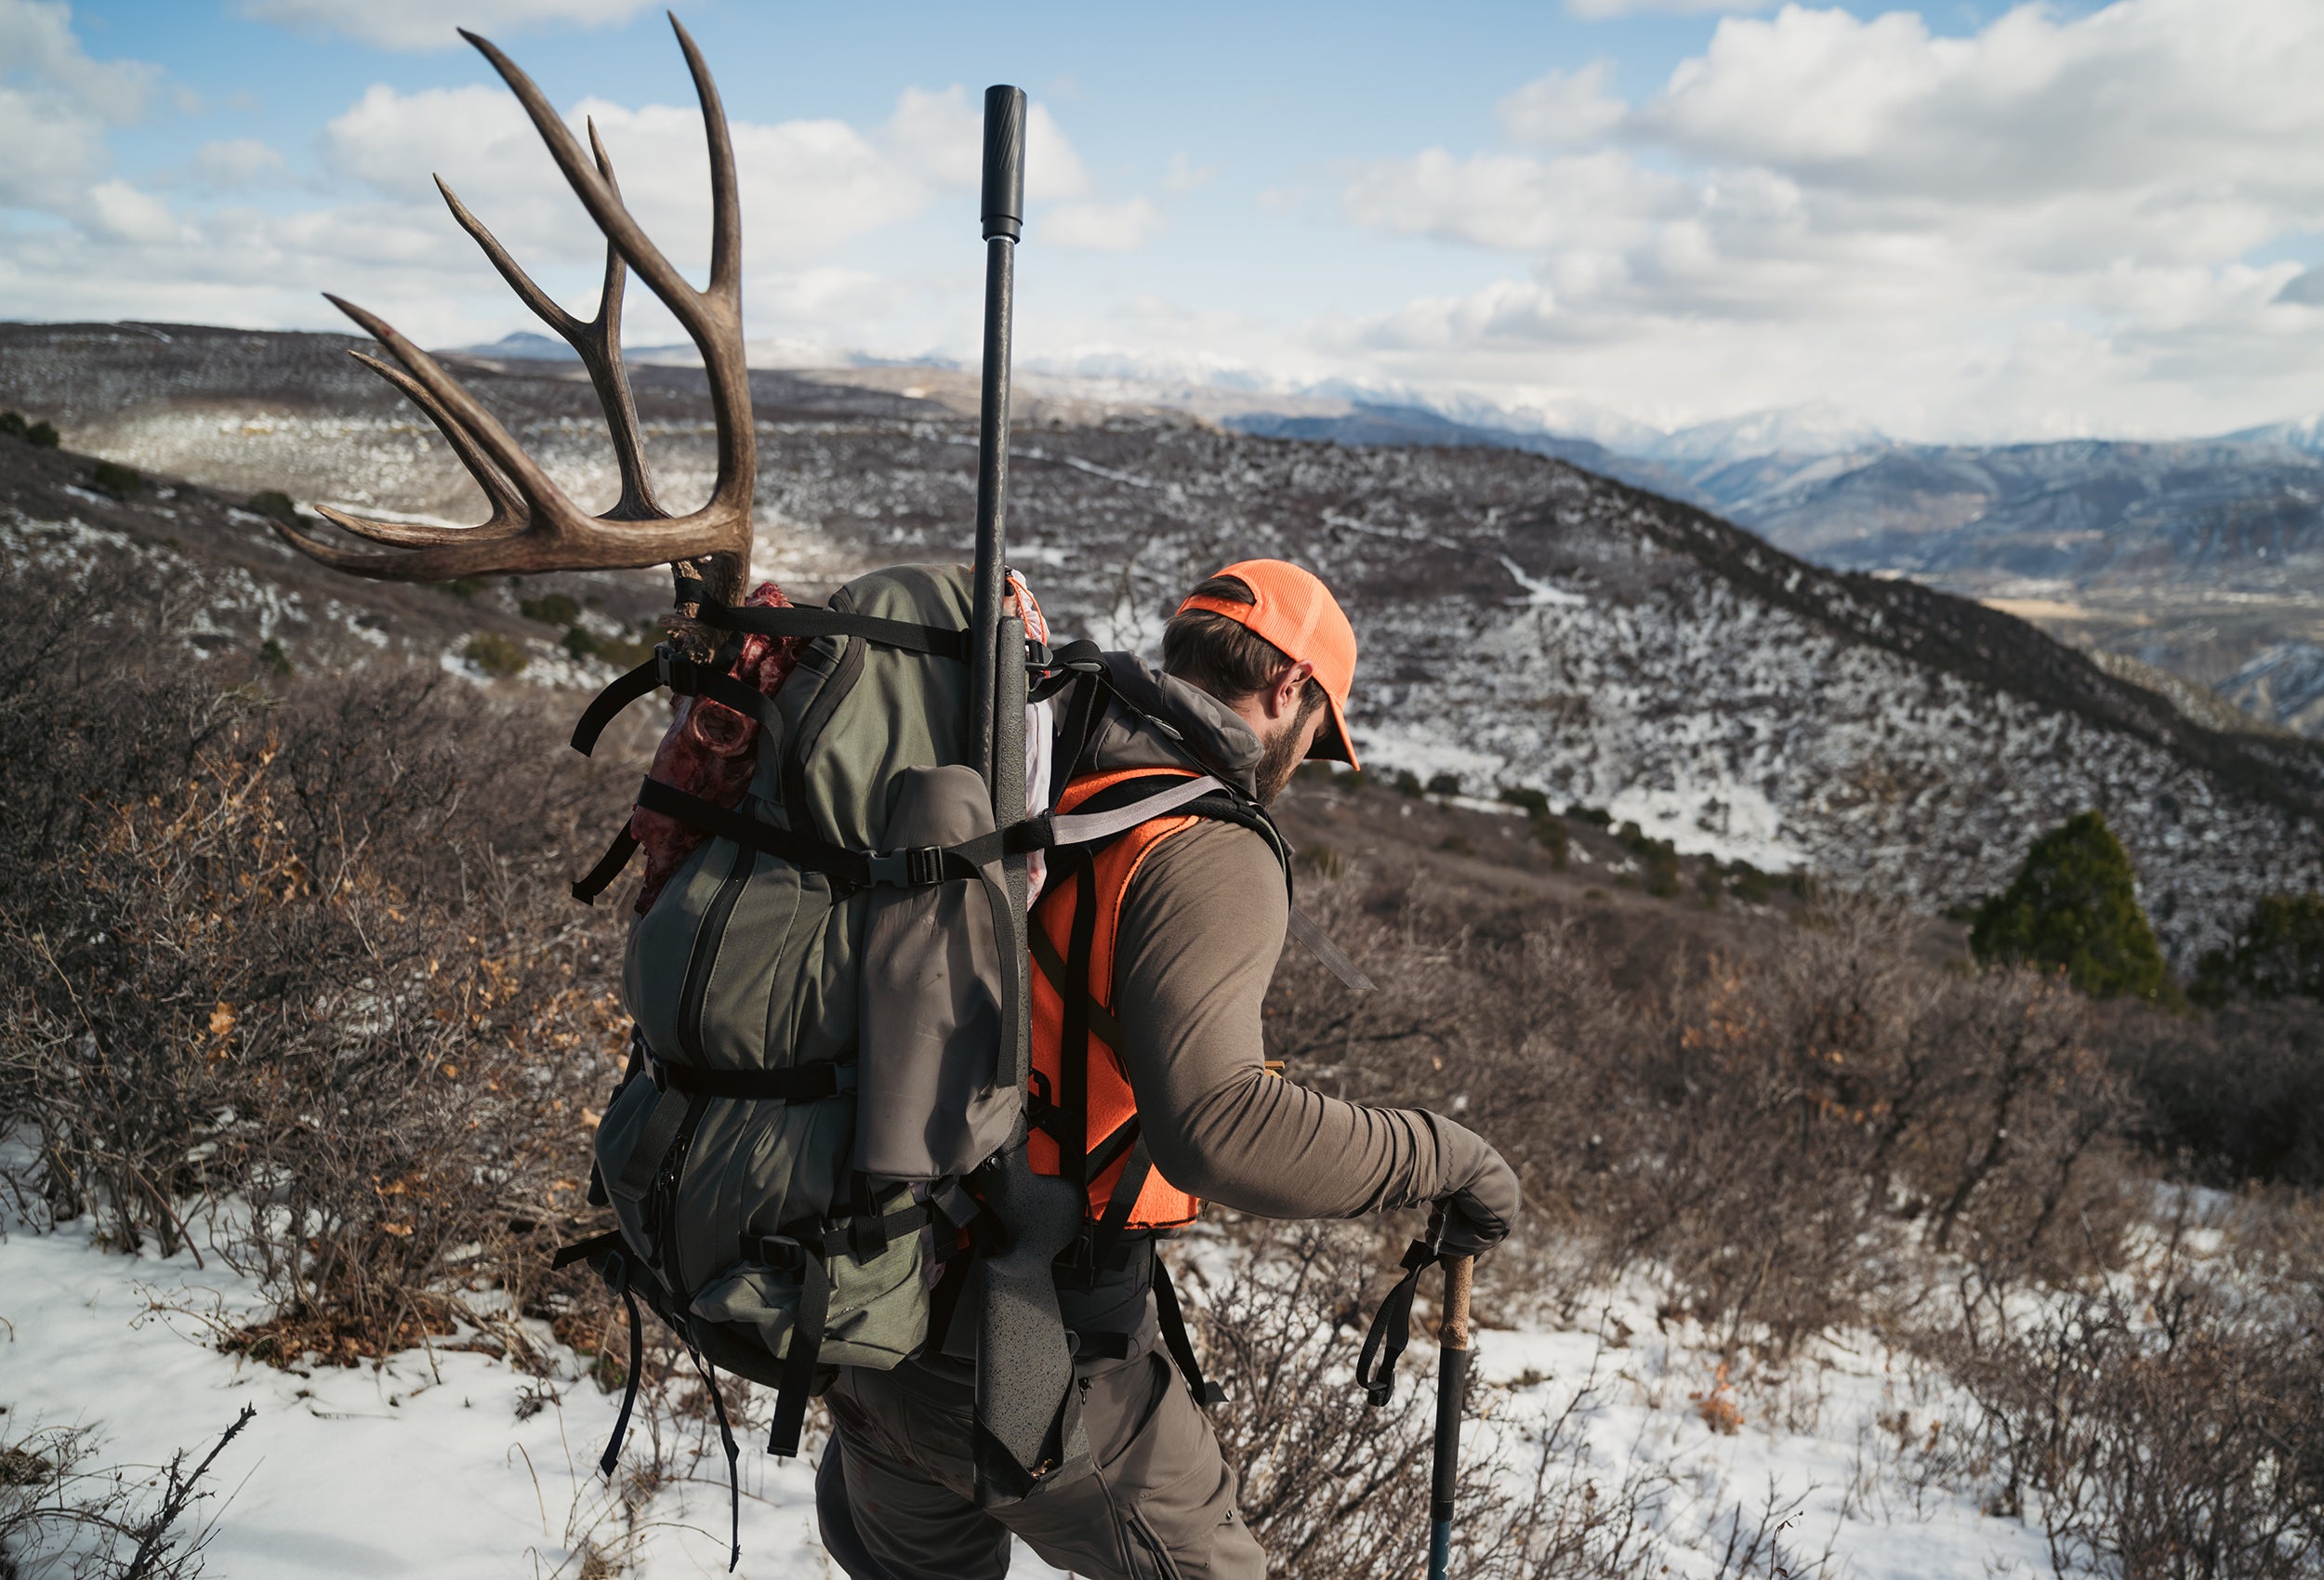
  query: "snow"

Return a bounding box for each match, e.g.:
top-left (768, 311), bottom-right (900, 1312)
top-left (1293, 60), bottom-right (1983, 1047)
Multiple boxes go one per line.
top-left (1496, 554), bottom-right (1588, 607)
top-left (0, 1222), bottom-right (1070, 1580)
top-left (2, 1221), bottom-right (2067, 1579)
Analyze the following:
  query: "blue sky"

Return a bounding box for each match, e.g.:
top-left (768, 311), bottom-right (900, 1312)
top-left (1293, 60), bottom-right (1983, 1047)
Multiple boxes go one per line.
top-left (7, 0), bottom-right (2322, 444)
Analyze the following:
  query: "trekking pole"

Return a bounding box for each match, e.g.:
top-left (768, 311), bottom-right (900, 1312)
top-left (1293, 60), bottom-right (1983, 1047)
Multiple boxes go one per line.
top-left (1427, 1256), bottom-right (1474, 1580)
top-left (964, 83), bottom-right (1091, 1508)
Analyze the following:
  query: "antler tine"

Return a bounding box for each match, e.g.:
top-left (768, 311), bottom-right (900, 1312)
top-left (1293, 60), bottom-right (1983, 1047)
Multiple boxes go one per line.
top-left (285, 290), bottom-right (741, 582)
top-left (432, 122), bottom-right (658, 523)
top-left (274, 22), bottom-right (753, 597)
top-left (319, 350), bottom-right (528, 545)
top-left (581, 120), bottom-right (659, 524)
top-left (461, 16), bottom-right (753, 603)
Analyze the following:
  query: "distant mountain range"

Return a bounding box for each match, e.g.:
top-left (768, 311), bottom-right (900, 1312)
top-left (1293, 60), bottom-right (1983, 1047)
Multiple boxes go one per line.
top-left (303, 329), bottom-right (2324, 742)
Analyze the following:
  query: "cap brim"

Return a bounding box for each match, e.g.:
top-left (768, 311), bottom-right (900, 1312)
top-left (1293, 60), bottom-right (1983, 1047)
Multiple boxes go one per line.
top-left (1307, 691), bottom-right (1360, 770)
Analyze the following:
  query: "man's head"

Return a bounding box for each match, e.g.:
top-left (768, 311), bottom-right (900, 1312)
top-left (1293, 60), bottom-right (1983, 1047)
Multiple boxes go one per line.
top-left (1161, 560), bottom-right (1358, 804)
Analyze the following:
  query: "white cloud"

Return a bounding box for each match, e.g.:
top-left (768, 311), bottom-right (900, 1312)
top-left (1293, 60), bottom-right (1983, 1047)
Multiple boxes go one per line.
top-left (0, 6), bottom-right (1127, 364)
top-left (86, 178), bottom-right (185, 244)
top-left (1041, 196), bottom-right (1165, 253)
top-left (234, 0), bottom-right (654, 51)
top-left (186, 138), bottom-right (288, 192)
top-left (0, 0), bottom-right (161, 113)
top-left (1333, 0), bottom-right (2324, 441)
top-left (0, 0), bottom-right (164, 213)
top-left (1499, 61), bottom-right (1625, 147)
top-left (883, 85), bottom-right (1091, 202)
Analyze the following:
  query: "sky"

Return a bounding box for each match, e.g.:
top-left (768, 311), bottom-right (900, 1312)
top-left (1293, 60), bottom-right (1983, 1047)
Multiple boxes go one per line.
top-left (6, 0), bottom-right (2324, 446)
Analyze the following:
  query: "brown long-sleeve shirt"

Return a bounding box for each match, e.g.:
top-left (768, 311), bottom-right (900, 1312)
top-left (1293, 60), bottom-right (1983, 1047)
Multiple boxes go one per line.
top-left (1112, 818), bottom-right (1485, 1218)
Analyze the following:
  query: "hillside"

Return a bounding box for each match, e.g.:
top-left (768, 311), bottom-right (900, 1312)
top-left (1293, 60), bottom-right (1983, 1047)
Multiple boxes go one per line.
top-left (4, 320), bottom-right (2321, 962)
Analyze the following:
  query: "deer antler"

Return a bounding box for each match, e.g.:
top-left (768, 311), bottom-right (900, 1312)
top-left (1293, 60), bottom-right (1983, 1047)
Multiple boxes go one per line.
top-left (275, 14), bottom-right (752, 607)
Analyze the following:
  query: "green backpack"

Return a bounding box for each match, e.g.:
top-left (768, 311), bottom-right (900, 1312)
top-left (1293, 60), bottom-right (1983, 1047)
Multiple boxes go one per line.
top-left (552, 561), bottom-right (1239, 1554)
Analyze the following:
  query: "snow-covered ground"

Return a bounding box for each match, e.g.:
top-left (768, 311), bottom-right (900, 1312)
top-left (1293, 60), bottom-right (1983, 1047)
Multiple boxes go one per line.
top-left (3, 1223), bottom-right (2058, 1578)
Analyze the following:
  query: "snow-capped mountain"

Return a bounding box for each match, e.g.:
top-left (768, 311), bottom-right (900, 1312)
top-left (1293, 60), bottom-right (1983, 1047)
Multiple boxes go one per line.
top-left (1633, 403), bottom-right (1891, 467)
top-left (2225, 412), bottom-right (2324, 458)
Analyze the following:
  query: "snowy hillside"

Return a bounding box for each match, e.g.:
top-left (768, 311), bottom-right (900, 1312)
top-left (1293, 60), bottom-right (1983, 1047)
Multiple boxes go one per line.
top-left (3, 321), bottom-right (2321, 960)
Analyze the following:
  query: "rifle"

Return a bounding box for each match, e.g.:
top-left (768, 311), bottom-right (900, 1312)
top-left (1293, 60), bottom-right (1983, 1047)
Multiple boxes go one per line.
top-left (963, 83), bottom-right (1096, 1508)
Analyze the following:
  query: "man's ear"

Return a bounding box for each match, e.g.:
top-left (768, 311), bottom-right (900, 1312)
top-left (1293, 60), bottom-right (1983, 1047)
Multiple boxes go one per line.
top-left (1272, 659), bottom-right (1317, 719)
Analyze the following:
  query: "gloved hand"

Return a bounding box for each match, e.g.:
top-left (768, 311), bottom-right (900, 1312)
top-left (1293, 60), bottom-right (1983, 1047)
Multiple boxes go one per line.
top-left (1419, 1113), bottom-right (1520, 1258)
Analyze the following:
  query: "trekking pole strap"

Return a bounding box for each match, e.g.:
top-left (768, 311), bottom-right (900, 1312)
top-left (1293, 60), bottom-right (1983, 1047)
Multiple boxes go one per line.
top-left (1356, 1237), bottom-right (1443, 1407)
top-left (1153, 1254), bottom-right (1227, 1407)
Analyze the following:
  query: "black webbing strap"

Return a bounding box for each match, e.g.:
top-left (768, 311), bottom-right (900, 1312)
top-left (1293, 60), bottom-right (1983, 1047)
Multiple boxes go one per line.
top-left (1060, 848), bottom-right (1099, 1191)
top-left (1355, 1237), bottom-right (1443, 1407)
top-left (602, 1253), bottom-right (647, 1476)
top-left (612, 1085), bottom-right (693, 1204)
top-left (749, 1200), bottom-right (936, 1459)
top-left (1032, 639), bottom-right (1107, 704)
top-left (571, 656), bottom-right (660, 756)
top-left (769, 1252), bottom-right (826, 1460)
top-left (1070, 1328), bottom-right (1135, 1360)
top-left (635, 777), bottom-right (1035, 893)
top-left (648, 1055), bottom-right (852, 1103)
top-left (634, 778), bottom-right (872, 885)
top-left (1086, 1135), bottom-right (1151, 1276)
top-left (1086, 1116), bottom-right (1141, 1192)
top-left (671, 581), bottom-right (971, 662)
top-left (682, 1343), bottom-right (743, 1571)
top-left (1154, 1255), bottom-right (1228, 1407)
top-left (1028, 916), bottom-right (1127, 1050)
top-left (572, 824), bottom-right (640, 904)
top-left (569, 645), bottom-right (785, 760)
top-left (1050, 661), bottom-right (1107, 775)
top-left (550, 1230), bottom-right (627, 1272)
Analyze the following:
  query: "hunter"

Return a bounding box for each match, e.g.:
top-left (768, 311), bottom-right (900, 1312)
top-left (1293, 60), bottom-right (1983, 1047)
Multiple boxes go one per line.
top-left (815, 559), bottom-right (1522, 1580)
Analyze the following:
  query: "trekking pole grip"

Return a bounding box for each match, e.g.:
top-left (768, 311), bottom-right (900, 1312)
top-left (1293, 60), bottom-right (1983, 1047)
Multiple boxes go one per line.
top-left (1440, 1255), bottom-right (1473, 1350)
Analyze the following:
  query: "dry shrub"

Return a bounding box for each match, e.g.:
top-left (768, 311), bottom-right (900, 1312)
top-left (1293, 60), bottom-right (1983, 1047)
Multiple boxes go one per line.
top-left (2108, 998), bottom-right (2324, 1187)
top-left (1189, 1218), bottom-right (1670, 1580)
top-left (1269, 882), bottom-right (2130, 1347)
top-left (0, 1406), bottom-right (254, 1580)
top-left (0, 552), bottom-right (629, 1360)
top-left (1925, 1197), bottom-right (2324, 1579)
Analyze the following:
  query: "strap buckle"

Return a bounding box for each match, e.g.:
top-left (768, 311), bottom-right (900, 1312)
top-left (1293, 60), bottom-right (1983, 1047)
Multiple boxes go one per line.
top-left (1023, 637), bottom-right (1053, 669)
top-left (847, 1215), bottom-right (891, 1259)
top-left (750, 1233), bottom-right (808, 1272)
top-left (654, 642), bottom-right (695, 693)
top-left (865, 846), bottom-right (944, 888)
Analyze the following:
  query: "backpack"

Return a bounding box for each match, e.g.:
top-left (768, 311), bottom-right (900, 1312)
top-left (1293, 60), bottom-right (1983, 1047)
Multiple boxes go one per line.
top-left (549, 561), bottom-right (1255, 1560)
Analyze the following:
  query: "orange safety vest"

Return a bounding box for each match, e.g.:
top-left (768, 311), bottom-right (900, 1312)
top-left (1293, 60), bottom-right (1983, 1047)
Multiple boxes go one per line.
top-left (1026, 766), bottom-right (1208, 1230)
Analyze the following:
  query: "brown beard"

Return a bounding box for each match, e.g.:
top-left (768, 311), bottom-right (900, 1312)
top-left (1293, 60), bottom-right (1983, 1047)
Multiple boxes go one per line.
top-left (1253, 688), bottom-right (1327, 805)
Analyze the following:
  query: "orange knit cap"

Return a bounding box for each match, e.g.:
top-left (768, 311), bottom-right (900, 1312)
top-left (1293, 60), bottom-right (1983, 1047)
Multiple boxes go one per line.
top-left (1176, 559), bottom-right (1360, 770)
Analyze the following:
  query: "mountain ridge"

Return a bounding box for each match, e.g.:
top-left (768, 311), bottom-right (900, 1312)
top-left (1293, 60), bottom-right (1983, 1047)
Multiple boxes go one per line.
top-left (3, 319), bottom-right (2318, 963)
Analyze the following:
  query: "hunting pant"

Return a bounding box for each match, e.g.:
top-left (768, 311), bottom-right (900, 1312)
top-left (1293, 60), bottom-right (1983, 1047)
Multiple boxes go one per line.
top-left (816, 1344), bottom-right (1265, 1579)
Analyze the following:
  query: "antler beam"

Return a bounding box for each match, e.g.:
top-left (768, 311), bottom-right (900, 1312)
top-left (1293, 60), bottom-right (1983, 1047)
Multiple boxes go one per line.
top-left (275, 12), bottom-right (754, 608)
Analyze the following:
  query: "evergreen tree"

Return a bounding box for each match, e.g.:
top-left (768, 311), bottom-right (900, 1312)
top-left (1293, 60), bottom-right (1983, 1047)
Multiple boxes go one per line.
top-left (2191, 893), bottom-right (2324, 1006)
top-left (1970, 810), bottom-right (2173, 1002)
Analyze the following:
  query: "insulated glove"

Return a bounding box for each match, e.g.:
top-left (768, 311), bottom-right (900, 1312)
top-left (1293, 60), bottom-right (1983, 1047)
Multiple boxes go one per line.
top-left (1420, 1113), bottom-right (1521, 1258)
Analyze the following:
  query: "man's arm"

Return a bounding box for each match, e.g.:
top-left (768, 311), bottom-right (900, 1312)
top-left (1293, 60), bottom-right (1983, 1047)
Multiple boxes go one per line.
top-left (1110, 820), bottom-right (1499, 1219)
